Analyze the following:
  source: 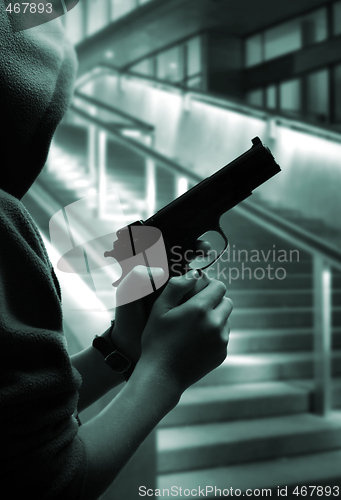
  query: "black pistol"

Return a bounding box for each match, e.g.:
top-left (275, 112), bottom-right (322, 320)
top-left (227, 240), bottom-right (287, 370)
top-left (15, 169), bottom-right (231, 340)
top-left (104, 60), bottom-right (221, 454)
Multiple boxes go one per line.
top-left (104, 137), bottom-right (281, 289)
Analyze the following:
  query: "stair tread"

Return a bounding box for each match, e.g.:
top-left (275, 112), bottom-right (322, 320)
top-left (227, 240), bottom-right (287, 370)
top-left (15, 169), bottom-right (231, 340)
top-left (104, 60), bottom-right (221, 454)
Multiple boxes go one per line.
top-left (173, 377), bottom-right (341, 412)
top-left (178, 381), bottom-right (309, 406)
top-left (158, 448), bottom-right (341, 491)
top-left (158, 411), bottom-right (341, 451)
top-left (224, 349), bottom-right (341, 356)
top-left (223, 350), bottom-right (341, 362)
top-left (231, 306), bottom-right (341, 314)
top-left (232, 326), bottom-right (341, 333)
top-left (230, 288), bottom-right (341, 294)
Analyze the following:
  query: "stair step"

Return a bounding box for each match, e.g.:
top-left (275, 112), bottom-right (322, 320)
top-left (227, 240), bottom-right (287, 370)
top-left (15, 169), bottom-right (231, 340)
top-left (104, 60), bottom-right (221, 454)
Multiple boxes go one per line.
top-left (158, 448), bottom-right (341, 495)
top-left (160, 379), bottom-right (341, 428)
top-left (229, 289), bottom-right (341, 308)
top-left (212, 271), bottom-right (338, 288)
top-left (195, 351), bottom-right (341, 386)
top-left (157, 411), bottom-right (341, 473)
top-left (210, 260), bottom-right (312, 274)
top-left (160, 381), bottom-right (310, 427)
top-left (225, 273), bottom-right (312, 289)
top-left (228, 327), bottom-right (341, 353)
top-left (229, 307), bottom-right (341, 329)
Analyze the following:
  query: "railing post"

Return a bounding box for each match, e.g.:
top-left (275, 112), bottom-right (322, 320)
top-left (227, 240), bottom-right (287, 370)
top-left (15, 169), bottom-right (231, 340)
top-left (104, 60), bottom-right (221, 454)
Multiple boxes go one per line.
top-left (144, 135), bottom-right (156, 217)
top-left (97, 130), bottom-right (107, 219)
top-left (88, 126), bottom-right (107, 218)
top-left (183, 91), bottom-right (191, 112)
top-left (313, 254), bottom-right (332, 415)
top-left (88, 125), bottom-right (97, 180)
top-left (265, 117), bottom-right (277, 152)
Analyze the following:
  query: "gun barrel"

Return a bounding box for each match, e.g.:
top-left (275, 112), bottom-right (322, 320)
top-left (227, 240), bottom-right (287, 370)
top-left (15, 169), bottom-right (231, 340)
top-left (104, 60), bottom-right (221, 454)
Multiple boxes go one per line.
top-left (144, 137), bottom-right (280, 233)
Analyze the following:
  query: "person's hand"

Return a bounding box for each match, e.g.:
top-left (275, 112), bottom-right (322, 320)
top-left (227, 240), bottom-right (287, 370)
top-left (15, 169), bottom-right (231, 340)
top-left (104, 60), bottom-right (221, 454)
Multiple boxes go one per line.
top-left (137, 270), bottom-right (233, 395)
top-left (111, 265), bottom-right (163, 363)
top-left (111, 240), bottom-right (212, 364)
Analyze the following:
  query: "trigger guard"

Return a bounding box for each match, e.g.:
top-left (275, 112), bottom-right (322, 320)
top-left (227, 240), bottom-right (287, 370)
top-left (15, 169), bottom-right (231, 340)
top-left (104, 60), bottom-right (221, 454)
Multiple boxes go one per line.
top-left (189, 228), bottom-right (228, 271)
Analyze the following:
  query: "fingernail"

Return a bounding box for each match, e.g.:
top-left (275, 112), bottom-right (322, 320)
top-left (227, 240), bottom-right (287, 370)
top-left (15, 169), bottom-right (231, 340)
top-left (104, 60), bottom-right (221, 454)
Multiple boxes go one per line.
top-left (226, 297), bottom-right (234, 308)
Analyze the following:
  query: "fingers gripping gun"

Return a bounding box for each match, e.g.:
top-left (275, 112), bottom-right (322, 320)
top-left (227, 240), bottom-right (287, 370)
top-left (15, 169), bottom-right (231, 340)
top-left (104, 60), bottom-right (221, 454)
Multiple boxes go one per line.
top-left (104, 137), bottom-right (281, 293)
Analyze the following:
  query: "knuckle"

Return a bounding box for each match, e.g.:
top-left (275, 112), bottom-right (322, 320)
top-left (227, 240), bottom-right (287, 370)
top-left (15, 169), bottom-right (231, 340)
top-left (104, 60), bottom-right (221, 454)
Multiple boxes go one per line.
top-left (212, 279), bottom-right (226, 295)
top-left (199, 271), bottom-right (212, 285)
top-left (190, 299), bottom-right (207, 317)
top-left (195, 301), bottom-right (207, 317)
top-left (210, 343), bottom-right (228, 369)
top-left (217, 345), bottom-right (228, 365)
top-left (220, 321), bottom-right (230, 342)
top-left (225, 296), bottom-right (234, 309)
top-left (207, 315), bottom-right (222, 334)
top-left (168, 276), bottom-right (182, 289)
top-left (217, 280), bottom-right (227, 295)
top-left (223, 297), bottom-right (233, 314)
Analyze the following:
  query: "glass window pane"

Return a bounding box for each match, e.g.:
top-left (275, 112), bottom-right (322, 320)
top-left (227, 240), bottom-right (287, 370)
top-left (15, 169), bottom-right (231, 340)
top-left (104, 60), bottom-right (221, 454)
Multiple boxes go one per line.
top-left (186, 75), bottom-right (202, 89)
top-left (333, 1), bottom-right (341, 36)
top-left (264, 20), bottom-right (301, 61)
top-left (110, 0), bottom-right (136, 21)
top-left (279, 79), bottom-right (301, 113)
top-left (130, 59), bottom-right (154, 76)
top-left (245, 34), bottom-right (263, 67)
top-left (334, 64), bottom-right (341, 122)
top-left (64, 1), bottom-right (84, 44)
top-left (186, 37), bottom-right (201, 77)
top-left (246, 89), bottom-right (264, 107)
top-left (306, 69), bottom-right (329, 122)
top-left (266, 85), bottom-right (277, 109)
top-left (301, 8), bottom-right (327, 45)
top-left (157, 46), bottom-right (184, 83)
top-left (87, 0), bottom-right (109, 36)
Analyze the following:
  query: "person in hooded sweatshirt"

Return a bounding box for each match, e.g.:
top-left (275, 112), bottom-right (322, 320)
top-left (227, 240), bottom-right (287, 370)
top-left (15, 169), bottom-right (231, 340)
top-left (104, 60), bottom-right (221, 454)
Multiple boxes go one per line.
top-left (0, 3), bottom-right (233, 499)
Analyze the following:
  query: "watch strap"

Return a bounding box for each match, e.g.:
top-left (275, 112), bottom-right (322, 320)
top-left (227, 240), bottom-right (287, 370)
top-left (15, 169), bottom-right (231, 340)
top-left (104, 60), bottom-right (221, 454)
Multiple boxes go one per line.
top-left (92, 328), bottom-right (134, 380)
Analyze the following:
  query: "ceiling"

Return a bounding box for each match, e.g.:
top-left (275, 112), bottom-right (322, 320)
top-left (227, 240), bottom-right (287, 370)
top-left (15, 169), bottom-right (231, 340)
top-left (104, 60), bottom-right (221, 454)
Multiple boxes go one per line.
top-left (77, 0), bottom-right (334, 73)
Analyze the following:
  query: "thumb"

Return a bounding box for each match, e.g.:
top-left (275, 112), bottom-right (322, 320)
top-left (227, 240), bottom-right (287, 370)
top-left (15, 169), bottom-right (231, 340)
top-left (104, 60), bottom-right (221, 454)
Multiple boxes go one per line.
top-left (156, 270), bottom-right (199, 313)
top-left (116, 265), bottom-right (165, 307)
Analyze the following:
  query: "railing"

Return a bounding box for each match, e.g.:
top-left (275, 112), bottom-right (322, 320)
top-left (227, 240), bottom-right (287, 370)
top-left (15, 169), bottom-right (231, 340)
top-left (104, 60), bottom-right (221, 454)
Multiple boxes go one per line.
top-left (70, 68), bottom-right (341, 417)
top-left (76, 62), bottom-right (341, 145)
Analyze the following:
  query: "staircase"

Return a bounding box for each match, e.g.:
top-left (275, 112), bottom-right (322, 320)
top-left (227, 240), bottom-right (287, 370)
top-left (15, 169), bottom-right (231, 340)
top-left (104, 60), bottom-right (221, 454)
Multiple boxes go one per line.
top-left (23, 123), bottom-right (341, 497)
top-left (157, 207), bottom-right (341, 496)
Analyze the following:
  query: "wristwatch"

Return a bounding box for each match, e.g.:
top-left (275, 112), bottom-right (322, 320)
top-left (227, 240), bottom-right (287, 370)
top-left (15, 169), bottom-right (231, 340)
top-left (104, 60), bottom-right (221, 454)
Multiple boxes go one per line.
top-left (92, 321), bottom-right (134, 380)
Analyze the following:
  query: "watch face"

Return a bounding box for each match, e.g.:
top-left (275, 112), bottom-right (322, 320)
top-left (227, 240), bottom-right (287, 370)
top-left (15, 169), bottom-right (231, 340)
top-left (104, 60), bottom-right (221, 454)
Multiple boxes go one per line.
top-left (106, 351), bottom-right (131, 373)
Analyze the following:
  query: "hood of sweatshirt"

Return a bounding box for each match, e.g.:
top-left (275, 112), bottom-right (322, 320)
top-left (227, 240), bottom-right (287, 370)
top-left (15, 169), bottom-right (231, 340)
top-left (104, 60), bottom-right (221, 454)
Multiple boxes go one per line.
top-left (0, 2), bottom-right (77, 199)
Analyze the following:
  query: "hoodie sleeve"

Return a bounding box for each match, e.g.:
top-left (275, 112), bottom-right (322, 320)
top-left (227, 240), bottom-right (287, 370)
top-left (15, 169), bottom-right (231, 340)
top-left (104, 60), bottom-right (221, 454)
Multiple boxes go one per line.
top-left (0, 189), bottom-right (87, 498)
top-left (0, 4), bottom-right (88, 497)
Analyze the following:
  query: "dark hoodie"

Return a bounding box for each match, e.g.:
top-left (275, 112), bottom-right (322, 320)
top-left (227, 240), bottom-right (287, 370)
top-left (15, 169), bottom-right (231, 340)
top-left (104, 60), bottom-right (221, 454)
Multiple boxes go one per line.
top-left (0, 2), bottom-right (87, 498)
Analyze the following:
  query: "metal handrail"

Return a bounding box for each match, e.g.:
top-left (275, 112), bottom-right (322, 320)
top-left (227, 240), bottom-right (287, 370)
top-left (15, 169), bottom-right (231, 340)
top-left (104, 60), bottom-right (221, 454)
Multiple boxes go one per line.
top-left (74, 90), bottom-right (154, 132)
top-left (76, 62), bottom-right (341, 145)
top-left (239, 200), bottom-right (341, 272)
top-left (70, 103), bottom-right (202, 179)
top-left (71, 68), bottom-right (341, 416)
top-left (71, 97), bottom-right (341, 272)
